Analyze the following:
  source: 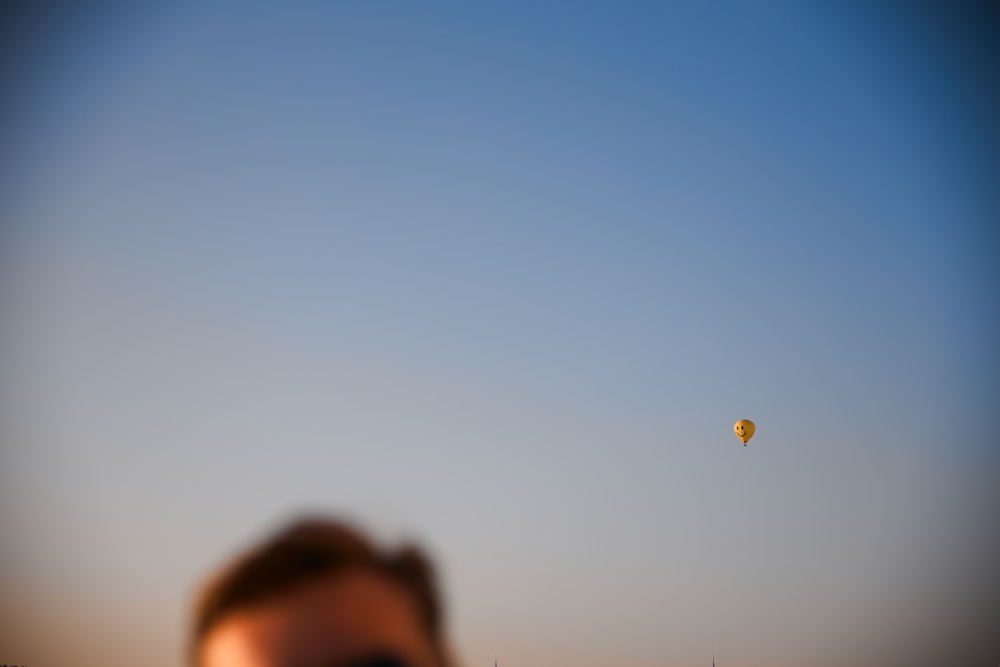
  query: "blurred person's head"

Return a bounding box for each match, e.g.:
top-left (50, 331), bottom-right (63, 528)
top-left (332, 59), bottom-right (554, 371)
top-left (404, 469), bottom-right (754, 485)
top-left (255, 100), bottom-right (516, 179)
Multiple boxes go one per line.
top-left (191, 517), bottom-right (451, 667)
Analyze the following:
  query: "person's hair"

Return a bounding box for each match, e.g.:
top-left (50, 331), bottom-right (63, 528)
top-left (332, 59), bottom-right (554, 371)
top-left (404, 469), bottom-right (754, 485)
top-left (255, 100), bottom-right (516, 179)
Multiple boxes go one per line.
top-left (191, 516), bottom-right (447, 666)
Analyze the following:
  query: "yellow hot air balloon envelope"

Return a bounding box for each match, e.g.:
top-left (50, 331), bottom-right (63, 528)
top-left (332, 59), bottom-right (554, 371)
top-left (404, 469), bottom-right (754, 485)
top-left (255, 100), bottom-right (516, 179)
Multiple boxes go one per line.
top-left (734, 419), bottom-right (755, 445)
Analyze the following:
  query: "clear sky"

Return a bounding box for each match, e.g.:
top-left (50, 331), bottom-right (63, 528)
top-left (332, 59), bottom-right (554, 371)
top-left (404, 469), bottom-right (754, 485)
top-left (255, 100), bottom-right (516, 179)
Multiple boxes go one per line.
top-left (1, 3), bottom-right (998, 666)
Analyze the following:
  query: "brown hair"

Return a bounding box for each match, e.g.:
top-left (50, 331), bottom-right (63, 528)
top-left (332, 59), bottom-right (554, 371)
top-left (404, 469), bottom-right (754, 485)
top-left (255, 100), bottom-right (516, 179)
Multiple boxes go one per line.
top-left (191, 517), bottom-right (446, 665)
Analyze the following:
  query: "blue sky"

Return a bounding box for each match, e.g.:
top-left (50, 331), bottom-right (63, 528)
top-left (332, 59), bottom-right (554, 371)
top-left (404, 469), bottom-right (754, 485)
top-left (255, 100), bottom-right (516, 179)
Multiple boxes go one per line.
top-left (1, 3), bottom-right (998, 666)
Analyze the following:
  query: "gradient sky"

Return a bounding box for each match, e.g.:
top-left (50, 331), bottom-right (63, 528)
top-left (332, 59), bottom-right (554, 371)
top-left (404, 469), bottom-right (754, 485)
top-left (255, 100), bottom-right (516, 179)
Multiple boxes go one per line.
top-left (1, 3), bottom-right (998, 667)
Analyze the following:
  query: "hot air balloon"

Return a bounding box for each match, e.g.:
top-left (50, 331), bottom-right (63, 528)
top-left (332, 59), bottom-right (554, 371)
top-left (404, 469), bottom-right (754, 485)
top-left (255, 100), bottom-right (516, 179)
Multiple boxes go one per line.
top-left (734, 419), bottom-right (755, 445)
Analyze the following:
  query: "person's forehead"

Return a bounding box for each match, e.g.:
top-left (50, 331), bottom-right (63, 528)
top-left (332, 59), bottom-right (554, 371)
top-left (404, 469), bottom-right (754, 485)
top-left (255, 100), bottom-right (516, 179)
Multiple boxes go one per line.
top-left (199, 570), bottom-right (436, 667)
